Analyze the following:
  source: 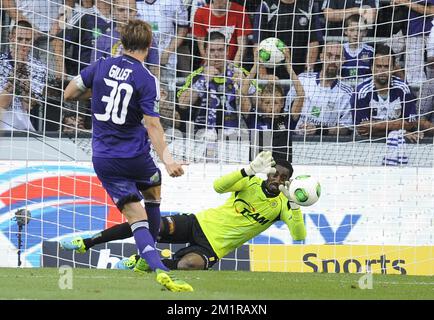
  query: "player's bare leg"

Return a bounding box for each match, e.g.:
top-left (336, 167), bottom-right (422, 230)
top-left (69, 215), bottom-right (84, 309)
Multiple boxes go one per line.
top-left (177, 253), bottom-right (206, 270)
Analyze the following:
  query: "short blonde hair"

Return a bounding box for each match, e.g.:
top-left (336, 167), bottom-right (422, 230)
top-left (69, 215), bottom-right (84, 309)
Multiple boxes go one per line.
top-left (120, 19), bottom-right (152, 52)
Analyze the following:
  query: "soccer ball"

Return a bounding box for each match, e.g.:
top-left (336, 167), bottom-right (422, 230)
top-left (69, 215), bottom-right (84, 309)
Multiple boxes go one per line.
top-left (289, 175), bottom-right (321, 206)
top-left (258, 37), bottom-right (286, 68)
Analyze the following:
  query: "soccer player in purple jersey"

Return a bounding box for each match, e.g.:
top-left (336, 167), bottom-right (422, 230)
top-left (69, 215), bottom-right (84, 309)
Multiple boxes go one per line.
top-left (63, 19), bottom-right (193, 292)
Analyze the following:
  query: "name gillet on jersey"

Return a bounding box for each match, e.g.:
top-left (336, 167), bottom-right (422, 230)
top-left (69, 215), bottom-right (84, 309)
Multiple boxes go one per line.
top-left (109, 65), bottom-right (132, 81)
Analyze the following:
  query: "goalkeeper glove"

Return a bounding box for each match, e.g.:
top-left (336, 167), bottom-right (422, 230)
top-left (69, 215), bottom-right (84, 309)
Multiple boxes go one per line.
top-left (244, 151), bottom-right (276, 176)
top-left (279, 181), bottom-right (300, 210)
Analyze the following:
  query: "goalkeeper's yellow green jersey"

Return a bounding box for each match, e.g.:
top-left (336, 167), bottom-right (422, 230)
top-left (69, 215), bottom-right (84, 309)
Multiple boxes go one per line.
top-left (195, 170), bottom-right (306, 259)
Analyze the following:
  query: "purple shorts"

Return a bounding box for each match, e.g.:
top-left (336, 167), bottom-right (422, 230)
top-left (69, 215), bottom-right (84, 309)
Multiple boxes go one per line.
top-left (92, 153), bottom-right (161, 210)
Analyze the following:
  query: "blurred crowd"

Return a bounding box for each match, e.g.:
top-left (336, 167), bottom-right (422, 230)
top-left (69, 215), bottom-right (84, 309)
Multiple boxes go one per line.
top-left (1, 0), bottom-right (434, 161)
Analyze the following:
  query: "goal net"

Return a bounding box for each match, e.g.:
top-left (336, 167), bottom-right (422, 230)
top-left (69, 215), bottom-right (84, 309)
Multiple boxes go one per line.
top-left (0, 0), bottom-right (432, 276)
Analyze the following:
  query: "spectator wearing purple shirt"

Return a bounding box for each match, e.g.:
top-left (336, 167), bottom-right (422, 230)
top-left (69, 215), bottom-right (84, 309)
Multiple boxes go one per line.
top-left (63, 19), bottom-right (192, 292)
top-left (93, 0), bottom-right (160, 77)
top-left (393, 0), bottom-right (434, 84)
top-left (253, 0), bottom-right (319, 77)
top-left (64, 0), bottom-right (112, 75)
top-left (352, 44), bottom-right (421, 138)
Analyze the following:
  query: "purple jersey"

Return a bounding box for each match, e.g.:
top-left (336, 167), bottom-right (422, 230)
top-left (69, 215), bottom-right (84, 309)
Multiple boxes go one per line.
top-left (342, 43), bottom-right (373, 80)
top-left (65, 12), bottom-right (112, 74)
top-left (92, 26), bottom-right (159, 66)
top-left (351, 76), bottom-right (418, 125)
top-left (80, 55), bottom-right (160, 158)
top-left (408, 0), bottom-right (434, 36)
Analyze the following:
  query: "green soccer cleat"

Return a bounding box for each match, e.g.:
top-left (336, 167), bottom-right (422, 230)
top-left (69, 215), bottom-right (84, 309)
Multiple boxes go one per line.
top-left (133, 256), bottom-right (152, 274)
top-left (60, 237), bottom-right (87, 253)
top-left (115, 255), bottom-right (152, 274)
top-left (114, 254), bottom-right (138, 270)
top-left (156, 269), bottom-right (194, 292)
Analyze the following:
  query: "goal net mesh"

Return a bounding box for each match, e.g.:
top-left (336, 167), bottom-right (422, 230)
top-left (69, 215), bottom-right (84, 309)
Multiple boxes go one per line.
top-left (0, 0), bottom-right (432, 276)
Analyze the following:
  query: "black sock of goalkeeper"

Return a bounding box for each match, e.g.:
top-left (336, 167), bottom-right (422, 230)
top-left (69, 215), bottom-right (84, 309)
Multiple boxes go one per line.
top-left (131, 220), bottom-right (169, 272)
top-left (83, 222), bottom-right (132, 249)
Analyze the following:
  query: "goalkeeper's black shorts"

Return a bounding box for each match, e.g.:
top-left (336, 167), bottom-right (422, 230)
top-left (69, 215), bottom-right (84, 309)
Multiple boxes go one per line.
top-left (160, 213), bottom-right (219, 269)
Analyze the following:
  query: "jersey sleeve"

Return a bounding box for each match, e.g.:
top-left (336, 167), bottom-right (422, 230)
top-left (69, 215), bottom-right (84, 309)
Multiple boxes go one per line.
top-left (280, 205), bottom-right (306, 241)
top-left (351, 91), bottom-right (371, 125)
top-left (338, 91), bottom-right (353, 128)
top-left (213, 170), bottom-right (250, 194)
top-left (138, 72), bottom-right (160, 117)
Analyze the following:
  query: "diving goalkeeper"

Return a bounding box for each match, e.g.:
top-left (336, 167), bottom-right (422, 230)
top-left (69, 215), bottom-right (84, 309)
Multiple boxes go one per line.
top-left (61, 151), bottom-right (306, 271)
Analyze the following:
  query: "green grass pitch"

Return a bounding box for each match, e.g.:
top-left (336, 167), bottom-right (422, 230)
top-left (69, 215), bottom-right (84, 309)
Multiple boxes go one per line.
top-left (0, 268), bottom-right (432, 300)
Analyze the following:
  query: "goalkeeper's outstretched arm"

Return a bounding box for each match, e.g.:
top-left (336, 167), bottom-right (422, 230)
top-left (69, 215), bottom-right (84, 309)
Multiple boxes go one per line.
top-left (213, 169), bottom-right (249, 194)
top-left (280, 206), bottom-right (306, 241)
top-left (279, 181), bottom-right (306, 241)
top-left (213, 151), bottom-right (276, 193)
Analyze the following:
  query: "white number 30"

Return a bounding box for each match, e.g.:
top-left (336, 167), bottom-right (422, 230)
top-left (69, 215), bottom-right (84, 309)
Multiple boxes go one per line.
top-left (95, 78), bottom-right (133, 125)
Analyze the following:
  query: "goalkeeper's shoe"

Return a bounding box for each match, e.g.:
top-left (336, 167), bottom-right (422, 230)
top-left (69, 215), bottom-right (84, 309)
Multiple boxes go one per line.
top-left (60, 237), bottom-right (87, 253)
top-left (114, 254), bottom-right (138, 270)
top-left (114, 254), bottom-right (152, 274)
top-left (156, 269), bottom-right (194, 292)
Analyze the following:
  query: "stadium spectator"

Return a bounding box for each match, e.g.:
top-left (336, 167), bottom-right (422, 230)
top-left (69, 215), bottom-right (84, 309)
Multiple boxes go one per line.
top-left (421, 24), bottom-right (434, 125)
top-left (248, 83), bottom-right (287, 130)
top-left (177, 31), bottom-right (256, 134)
top-left (351, 44), bottom-right (428, 139)
top-left (246, 48), bottom-right (303, 160)
top-left (93, 0), bottom-right (160, 77)
top-left (1, 0), bottom-right (63, 35)
top-left (62, 0), bottom-right (112, 75)
top-left (193, 0), bottom-right (253, 64)
top-left (393, 0), bottom-right (434, 85)
top-left (341, 14), bottom-right (374, 87)
top-left (0, 21), bottom-right (46, 131)
top-left (159, 86), bottom-right (182, 132)
top-left (136, 0), bottom-right (189, 95)
top-left (2, 0), bottom-right (64, 78)
top-left (61, 111), bottom-right (89, 134)
top-left (253, 0), bottom-right (320, 77)
top-left (322, 0), bottom-right (378, 38)
top-left (286, 43), bottom-right (353, 136)
top-left (248, 83), bottom-right (292, 160)
top-left (60, 154), bottom-right (307, 271)
top-left (428, 19), bottom-right (434, 67)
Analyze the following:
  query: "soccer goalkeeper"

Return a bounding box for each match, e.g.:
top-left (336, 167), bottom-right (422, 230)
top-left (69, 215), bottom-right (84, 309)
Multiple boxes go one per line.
top-left (61, 151), bottom-right (306, 271)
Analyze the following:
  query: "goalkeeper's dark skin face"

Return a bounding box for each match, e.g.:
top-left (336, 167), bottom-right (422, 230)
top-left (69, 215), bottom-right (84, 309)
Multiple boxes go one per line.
top-left (265, 165), bottom-right (291, 195)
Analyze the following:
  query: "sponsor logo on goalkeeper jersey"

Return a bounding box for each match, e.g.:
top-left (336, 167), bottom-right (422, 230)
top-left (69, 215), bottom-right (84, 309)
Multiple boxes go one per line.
top-left (233, 199), bottom-right (270, 225)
